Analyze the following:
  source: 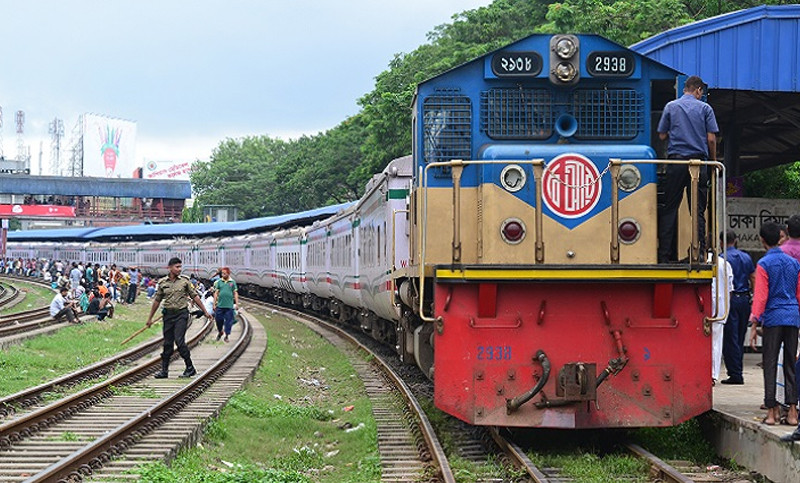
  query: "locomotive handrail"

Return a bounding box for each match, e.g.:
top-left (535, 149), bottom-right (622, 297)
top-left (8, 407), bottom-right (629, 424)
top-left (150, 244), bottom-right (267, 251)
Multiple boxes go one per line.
top-left (611, 158), bottom-right (729, 326)
top-left (419, 159), bottom-right (545, 322)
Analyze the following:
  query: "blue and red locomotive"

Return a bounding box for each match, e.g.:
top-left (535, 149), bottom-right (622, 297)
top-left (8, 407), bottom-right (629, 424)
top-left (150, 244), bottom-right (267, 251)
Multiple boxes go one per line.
top-left (7, 33), bottom-right (723, 429)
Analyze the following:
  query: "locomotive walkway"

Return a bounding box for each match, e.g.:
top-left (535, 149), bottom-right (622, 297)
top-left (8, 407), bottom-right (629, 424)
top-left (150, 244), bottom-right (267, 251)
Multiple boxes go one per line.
top-left (713, 353), bottom-right (800, 483)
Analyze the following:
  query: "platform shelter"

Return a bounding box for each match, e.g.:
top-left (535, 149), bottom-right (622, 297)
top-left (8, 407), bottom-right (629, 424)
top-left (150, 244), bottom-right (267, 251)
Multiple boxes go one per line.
top-left (632, 5), bottom-right (800, 177)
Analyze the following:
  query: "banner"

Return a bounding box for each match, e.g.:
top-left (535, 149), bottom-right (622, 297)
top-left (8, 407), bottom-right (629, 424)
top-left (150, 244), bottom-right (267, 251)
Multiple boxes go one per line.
top-left (82, 114), bottom-right (137, 178)
top-left (144, 160), bottom-right (192, 180)
top-left (0, 205), bottom-right (76, 217)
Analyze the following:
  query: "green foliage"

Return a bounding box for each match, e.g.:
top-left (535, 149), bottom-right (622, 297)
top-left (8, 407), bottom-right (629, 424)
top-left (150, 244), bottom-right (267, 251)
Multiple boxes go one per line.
top-left (540, 0), bottom-right (693, 46)
top-left (227, 393), bottom-right (332, 421)
top-left (137, 453), bottom-right (312, 483)
top-left (744, 162), bottom-right (800, 198)
top-left (182, 202), bottom-right (203, 223)
top-left (191, 0), bottom-right (797, 217)
top-left (633, 418), bottom-right (717, 464)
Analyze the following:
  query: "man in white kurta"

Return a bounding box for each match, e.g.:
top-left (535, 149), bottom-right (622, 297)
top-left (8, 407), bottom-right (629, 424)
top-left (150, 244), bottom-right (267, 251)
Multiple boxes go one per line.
top-left (711, 254), bottom-right (733, 383)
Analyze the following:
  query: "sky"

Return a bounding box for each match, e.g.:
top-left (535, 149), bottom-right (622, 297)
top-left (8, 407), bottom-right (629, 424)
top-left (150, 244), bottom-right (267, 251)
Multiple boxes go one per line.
top-left (0, 0), bottom-right (494, 176)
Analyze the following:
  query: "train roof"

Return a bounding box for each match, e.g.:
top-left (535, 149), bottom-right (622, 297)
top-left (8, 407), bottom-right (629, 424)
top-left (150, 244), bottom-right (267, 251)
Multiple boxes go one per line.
top-left (7, 201), bottom-right (356, 242)
top-left (414, 32), bottom-right (681, 92)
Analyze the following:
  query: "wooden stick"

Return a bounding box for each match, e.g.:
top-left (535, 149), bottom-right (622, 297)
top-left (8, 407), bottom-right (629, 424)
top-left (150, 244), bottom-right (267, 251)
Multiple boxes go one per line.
top-left (120, 315), bottom-right (162, 346)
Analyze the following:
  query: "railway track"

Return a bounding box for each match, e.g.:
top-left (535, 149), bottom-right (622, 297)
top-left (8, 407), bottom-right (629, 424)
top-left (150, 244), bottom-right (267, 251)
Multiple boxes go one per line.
top-left (244, 298), bottom-right (455, 483)
top-left (0, 281), bottom-right (21, 309)
top-left (0, 309), bottom-right (267, 482)
top-left (246, 297), bottom-right (756, 483)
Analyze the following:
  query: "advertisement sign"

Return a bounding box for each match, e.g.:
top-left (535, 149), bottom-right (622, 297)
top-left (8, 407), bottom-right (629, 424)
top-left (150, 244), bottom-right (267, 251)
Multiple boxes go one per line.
top-left (0, 205), bottom-right (76, 217)
top-left (726, 198), bottom-right (800, 252)
top-left (82, 114), bottom-right (137, 178)
top-left (144, 160), bottom-right (192, 180)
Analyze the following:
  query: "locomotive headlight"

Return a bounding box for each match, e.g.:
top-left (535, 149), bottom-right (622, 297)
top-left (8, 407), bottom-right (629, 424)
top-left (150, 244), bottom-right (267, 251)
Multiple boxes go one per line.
top-left (554, 62), bottom-right (577, 82)
top-left (617, 165), bottom-right (641, 192)
top-left (618, 218), bottom-right (641, 244)
top-left (555, 38), bottom-right (577, 59)
top-left (500, 165), bottom-right (526, 192)
top-left (501, 218), bottom-right (526, 244)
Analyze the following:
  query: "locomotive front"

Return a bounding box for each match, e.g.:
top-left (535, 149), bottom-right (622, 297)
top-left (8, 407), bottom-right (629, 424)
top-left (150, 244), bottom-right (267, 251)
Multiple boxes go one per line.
top-left (397, 34), bottom-right (721, 428)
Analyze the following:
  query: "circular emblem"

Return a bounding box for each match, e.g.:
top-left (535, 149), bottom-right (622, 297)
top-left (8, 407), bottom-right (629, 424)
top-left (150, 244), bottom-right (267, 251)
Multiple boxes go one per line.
top-left (542, 153), bottom-right (602, 218)
top-left (146, 161), bottom-right (157, 171)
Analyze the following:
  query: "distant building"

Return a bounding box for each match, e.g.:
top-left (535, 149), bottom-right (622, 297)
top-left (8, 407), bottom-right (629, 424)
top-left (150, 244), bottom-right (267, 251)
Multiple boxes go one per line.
top-left (0, 173), bottom-right (191, 230)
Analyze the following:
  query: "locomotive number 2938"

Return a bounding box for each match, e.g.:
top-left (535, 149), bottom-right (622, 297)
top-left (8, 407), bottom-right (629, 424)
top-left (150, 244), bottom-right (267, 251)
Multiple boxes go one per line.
top-left (477, 345), bottom-right (512, 360)
top-left (587, 51), bottom-right (634, 77)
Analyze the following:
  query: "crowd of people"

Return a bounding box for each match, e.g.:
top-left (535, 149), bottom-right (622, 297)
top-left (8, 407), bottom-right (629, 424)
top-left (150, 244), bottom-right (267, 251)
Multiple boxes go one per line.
top-left (3, 257), bottom-right (239, 381)
top-left (710, 217), bottom-right (800, 443)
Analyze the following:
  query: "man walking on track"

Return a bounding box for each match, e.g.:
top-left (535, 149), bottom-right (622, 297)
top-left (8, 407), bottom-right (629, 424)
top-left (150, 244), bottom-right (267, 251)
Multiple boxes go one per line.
top-left (213, 267), bottom-right (239, 342)
top-left (145, 257), bottom-right (212, 379)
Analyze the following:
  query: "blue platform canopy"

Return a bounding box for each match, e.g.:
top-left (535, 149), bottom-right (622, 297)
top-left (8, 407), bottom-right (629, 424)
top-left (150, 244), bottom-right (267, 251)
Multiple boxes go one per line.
top-left (632, 5), bottom-right (800, 174)
top-left (0, 174), bottom-right (191, 199)
top-left (7, 201), bottom-right (356, 242)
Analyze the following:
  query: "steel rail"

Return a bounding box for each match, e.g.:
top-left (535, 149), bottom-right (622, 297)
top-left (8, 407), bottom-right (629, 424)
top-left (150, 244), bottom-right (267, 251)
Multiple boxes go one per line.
top-left (0, 306), bottom-right (51, 326)
top-left (25, 313), bottom-right (251, 482)
top-left (0, 326), bottom-right (168, 418)
top-left (0, 318), bottom-right (213, 449)
top-left (0, 282), bottom-right (20, 308)
top-left (245, 297), bottom-right (456, 483)
top-left (488, 427), bottom-right (550, 482)
top-left (626, 443), bottom-right (695, 483)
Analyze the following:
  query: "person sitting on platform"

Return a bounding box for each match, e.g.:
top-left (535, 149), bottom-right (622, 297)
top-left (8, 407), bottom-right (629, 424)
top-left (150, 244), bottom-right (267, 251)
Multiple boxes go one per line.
top-left (50, 287), bottom-right (78, 324)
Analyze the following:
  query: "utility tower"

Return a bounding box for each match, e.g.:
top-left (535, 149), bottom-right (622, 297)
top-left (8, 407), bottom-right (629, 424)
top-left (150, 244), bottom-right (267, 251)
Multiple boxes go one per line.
top-left (67, 115), bottom-right (84, 177)
top-left (15, 111), bottom-right (25, 164)
top-left (49, 118), bottom-right (64, 176)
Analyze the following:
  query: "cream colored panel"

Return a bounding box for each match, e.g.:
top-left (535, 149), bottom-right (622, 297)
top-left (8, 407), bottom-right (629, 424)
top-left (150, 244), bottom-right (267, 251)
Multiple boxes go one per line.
top-left (418, 183), bottom-right (658, 267)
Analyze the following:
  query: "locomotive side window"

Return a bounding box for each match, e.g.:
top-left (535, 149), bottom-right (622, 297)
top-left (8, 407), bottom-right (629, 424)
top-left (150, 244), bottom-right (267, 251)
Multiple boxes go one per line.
top-left (422, 94), bottom-right (471, 167)
top-left (481, 88), bottom-right (552, 140)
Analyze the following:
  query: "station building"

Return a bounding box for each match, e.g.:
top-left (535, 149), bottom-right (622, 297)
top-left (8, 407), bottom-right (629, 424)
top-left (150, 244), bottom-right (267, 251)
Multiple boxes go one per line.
top-left (0, 173), bottom-right (191, 229)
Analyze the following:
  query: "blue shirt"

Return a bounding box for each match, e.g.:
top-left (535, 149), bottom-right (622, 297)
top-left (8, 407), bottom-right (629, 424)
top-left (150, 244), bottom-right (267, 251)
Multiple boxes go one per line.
top-left (722, 247), bottom-right (755, 293)
top-left (657, 94), bottom-right (719, 158)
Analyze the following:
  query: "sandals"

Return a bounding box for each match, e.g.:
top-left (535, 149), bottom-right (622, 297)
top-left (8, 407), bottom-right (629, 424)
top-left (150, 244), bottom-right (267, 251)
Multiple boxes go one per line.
top-left (762, 417), bottom-right (777, 426)
top-left (780, 417), bottom-right (798, 426)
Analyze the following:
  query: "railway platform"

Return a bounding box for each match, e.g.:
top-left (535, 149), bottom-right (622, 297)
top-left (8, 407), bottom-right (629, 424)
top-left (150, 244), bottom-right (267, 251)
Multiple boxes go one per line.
top-left (711, 352), bottom-right (800, 483)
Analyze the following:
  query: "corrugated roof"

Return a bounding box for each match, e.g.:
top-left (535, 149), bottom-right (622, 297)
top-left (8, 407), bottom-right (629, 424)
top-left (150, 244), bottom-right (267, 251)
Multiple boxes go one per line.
top-left (7, 201), bottom-right (356, 242)
top-left (631, 5), bottom-right (800, 92)
top-left (0, 175), bottom-right (192, 198)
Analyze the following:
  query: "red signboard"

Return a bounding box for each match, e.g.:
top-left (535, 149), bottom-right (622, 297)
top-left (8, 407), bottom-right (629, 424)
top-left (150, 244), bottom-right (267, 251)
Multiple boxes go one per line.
top-left (0, 205), bottom-right (76, 217)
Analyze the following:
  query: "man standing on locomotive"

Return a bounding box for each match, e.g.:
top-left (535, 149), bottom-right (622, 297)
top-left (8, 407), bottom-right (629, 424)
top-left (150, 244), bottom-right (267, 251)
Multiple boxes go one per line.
top-left (656, 75), bottom-right (719, 263)
top-left (145, 257), bottom-right (213, 379)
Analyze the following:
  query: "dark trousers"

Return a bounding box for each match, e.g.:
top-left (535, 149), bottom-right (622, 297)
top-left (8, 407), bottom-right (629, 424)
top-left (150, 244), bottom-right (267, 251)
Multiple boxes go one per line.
top-left (215, 307), bottom-right (235, 335)
top-left (162, 309), bottom-right (192, 368)
top-left (54, 307), bottom-right (77, 323)
top-left (762, 325), bottom-right (799, 408)
top-left (657, 160), bottom-right (709, 262)
top-left (127, 283), bottom-right (138, 304)
top-left (722, 294), bottom-right (750, 379)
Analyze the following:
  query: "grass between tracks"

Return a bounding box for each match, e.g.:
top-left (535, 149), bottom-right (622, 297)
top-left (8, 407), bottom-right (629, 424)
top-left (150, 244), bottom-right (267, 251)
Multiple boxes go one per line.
top-left (0, 295), bottom-right (160, 398)
top-left (136, 310), bottom-right (380, 483)
top-left (0, 279), bottom-right (55, 315)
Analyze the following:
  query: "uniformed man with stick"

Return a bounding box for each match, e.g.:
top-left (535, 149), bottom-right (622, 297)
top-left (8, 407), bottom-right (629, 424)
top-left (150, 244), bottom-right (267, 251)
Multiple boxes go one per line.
top-left (146, 257), bottom-right (212, 378)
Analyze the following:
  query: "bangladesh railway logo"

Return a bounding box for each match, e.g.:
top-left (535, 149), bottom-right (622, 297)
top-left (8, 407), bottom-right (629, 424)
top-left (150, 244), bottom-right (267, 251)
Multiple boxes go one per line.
top-left (542, 153), bottom-right (602, 219)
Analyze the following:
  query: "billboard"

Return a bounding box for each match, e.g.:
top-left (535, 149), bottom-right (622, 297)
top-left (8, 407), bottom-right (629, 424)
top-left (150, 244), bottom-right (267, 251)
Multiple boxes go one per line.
top-left (82, 114), bottom-right (137, 178)
top-left (143, 160), bottom-right (192, 180)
